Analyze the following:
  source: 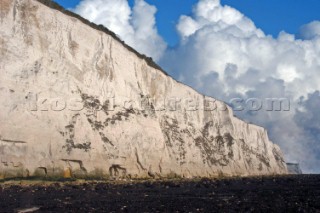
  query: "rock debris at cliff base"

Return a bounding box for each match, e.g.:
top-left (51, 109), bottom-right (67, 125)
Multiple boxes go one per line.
top-left (0, 175), bottom-right (319, 212)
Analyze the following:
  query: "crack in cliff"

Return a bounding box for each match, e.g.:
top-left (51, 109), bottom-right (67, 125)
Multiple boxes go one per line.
top-left (135, 148), bottom-right (146, 171)
top-left (109, 164), bottom-right (126, 177)
top-left (0, 137), bottom-right (27, 144)
top-left (61, 159), bottom-right (87, 173)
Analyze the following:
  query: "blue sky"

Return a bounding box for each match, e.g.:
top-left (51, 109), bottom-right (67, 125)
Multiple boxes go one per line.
top-left (56, 0), bottom-right (320, 46)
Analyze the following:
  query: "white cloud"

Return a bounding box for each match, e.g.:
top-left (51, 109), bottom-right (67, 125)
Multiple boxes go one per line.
top-left (299, 21), bottom-right (320, 40)
top-left (159, 0), bottom-right (320, 173)
top-left (177, 15), bottom-right (199, 38)
top-left (73, 0), bottom-right (166, 61)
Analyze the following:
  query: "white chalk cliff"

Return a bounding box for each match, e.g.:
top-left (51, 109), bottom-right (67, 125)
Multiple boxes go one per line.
top-left (0, 0), bottom-right (287, 179)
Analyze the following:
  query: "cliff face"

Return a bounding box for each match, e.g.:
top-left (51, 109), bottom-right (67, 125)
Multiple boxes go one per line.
top-left (0, 0), bottom-right (287, 179)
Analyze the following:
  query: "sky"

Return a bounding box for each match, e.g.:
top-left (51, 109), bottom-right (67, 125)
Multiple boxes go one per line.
top-left (54, 0), bottom-right (320, 173)
top-left (56, 0), bottom-right (320, 46)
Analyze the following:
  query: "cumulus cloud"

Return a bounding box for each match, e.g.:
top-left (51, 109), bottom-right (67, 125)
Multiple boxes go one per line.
top-left (299, 21), bottom-right (320, 40)
top-left (73, 0), bottom-right (166, 61)
top-left (160, 0), bottom-right (320, 173)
